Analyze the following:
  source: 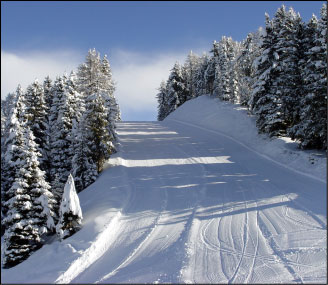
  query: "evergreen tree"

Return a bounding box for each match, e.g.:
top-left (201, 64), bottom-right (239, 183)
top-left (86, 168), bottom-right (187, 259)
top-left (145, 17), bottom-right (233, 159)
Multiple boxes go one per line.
top-left (84, 92), bottom-right (115, 173)
top-left (77, 49), bottom-right (118, 150)
top-left (71, 117), bottom-right (98, 192)
top-left (43, 76), bottom-right (53, 115)
top-left (194, 53), bottom-right (210, 96)
top-left (99, 55), bottom-right (119, 143)
top-left (156, 80), bottom-right (169, 121)
top-left (76, 48), bottom-right (102, 96)
top-left (1, 91), bottom-right (17, 120)
top-left (166, 62), bottom-right (188, 115)
top-left (250, 12), bottom-right (286, 136)
top-left (49, 74), bottom-right (81, 208)
top-left (2, 121), bottom-right (55, 268)
top-left (273, 6), bottom-right (304, 128)
top-left (65, 71), bottom-right (85, 125)
top-left (288, 4), bottom-right (327, 149)
top-left (24, 80), bottom-right (49, 174)
top-left (0, 108), bottom-right (6, 234)
top-left (48, 76), bottom-right (66, 139)
top-left (2, 120), bottom-right (37, 268)
top-left (204, 41), bottom-right (219, 95)
top-left (42, 76), bottom-right (53, 181)
top-left (214, 36), bottom-right (239, 101)
top-left (1, 86), bottom-right (27, 236)
top-left (236, 31), bottom-right (262, 106)
top-left (47, 76), bottom-right (66, 208)
top-left (56, 174), bottom-right (83, 240)
top-left (101, 54), bottom-right (121, 123)
top-left (22, 128), bottom-right (56, 235)
top-left (183, 51), bottom-right (199, 101)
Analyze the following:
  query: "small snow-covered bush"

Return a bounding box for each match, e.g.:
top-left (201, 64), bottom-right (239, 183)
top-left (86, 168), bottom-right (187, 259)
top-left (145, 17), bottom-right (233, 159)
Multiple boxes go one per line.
top-left (56, 174), bottom-right (83, 240)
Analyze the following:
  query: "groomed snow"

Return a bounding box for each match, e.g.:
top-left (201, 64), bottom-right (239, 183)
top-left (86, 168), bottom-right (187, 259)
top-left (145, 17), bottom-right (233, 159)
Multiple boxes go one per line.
top-left (1, 95), bottom-right (326, 283)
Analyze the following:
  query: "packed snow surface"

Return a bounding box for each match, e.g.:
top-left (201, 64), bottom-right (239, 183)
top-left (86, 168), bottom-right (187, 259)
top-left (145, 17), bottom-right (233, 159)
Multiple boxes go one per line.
top-left (1, 95), bottom-right (326, 283)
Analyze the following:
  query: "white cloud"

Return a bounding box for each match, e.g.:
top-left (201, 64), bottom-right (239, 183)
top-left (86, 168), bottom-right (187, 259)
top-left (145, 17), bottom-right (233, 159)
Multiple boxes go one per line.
top-left (111, 50), bottom-right (186, 111)
top-left (1, 47), bottom-right (208, 120)
top-left (1, 50), bottom-right (82, 99)
top-left (110, 48), bottom-right (209, 120)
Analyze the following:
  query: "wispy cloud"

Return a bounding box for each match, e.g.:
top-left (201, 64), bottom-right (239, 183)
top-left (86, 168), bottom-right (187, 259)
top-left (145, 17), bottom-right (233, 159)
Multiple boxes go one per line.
top-left (110, 49), bottom-right (188, 120)
top-left (1, 50), bottom-right (82, 98)
top-left (1, 47), bottom-right (208, 120)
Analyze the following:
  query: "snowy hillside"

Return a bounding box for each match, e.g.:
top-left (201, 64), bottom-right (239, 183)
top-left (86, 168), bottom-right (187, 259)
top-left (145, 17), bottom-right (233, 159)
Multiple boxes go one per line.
top-left (1, 95), bottom-right (326, 283)
top-left (167, 96), bottom-right (326, 182)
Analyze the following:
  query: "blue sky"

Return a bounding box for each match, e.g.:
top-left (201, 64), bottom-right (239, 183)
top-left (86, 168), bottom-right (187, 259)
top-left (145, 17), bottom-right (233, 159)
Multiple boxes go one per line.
top-left (1, 1), bottom-right (324, 121)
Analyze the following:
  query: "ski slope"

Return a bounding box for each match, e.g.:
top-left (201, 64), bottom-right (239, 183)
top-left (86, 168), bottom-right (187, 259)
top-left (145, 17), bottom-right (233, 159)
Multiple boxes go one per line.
top-left (1, 96), bottom-right (326, 283)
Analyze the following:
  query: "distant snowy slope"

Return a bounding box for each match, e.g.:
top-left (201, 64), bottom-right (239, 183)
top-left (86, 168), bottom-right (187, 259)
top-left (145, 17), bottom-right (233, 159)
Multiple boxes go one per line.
top-left (166, 95), bottom-right (326, 182)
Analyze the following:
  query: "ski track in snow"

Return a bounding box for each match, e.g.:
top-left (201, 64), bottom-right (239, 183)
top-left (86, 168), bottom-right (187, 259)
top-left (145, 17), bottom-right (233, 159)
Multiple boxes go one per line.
top-left (94, 178), bottom-right (169, 283)
top-left (54, 211), bottom-right (123, 284)
top-left (167, 118), bottom-right (325, 184)
top-left (55, 156), bottom-right (134, 284)
top-left (2, 97), bottom-right (326, 284)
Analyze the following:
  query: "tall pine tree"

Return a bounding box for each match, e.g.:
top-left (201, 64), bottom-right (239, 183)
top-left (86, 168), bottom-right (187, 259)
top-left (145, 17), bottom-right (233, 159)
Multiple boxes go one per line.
top-left (288, 4), bottom-right (327, 149)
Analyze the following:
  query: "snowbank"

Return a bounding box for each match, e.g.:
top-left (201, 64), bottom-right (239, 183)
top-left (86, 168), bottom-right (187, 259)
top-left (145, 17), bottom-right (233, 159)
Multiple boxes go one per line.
top-left (166, 95), bottom-right (326, 182)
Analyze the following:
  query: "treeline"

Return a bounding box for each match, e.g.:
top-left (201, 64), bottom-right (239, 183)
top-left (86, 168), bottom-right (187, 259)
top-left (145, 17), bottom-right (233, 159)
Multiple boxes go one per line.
top-left (0, 49), bottom-right (120, 268)
top-left (157, 4), bottom-right (327, 150)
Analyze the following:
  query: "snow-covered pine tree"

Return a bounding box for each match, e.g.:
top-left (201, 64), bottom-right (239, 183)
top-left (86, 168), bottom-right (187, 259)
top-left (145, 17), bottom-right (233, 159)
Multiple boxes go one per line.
top-left (1, 86), bottom-right (26, 236)
top-left (49, 73), bottom-right (83, 213)
top-left (236, 31), bottom-right (262, 106)
top-left (76, 48), bottom-right (102, 96)
top-left (1, 91), bottom-right (17, 121)
top-left (2, 119), bottom-right (37, 268)
top-left (166, 62), bottom-right (188, 115)
top-left (84, 91), bottom-right (114, 173)
top-left (65, 71), bottom-right (85, 126)
top-left (194, 53), bottom-right (210, 97)
top-left (2, 119), bottom-right (55, 267)
top-left (99, 55), bottom-right (119, 144)
top-left (22, 127), bottom-right (56, 235)
top-left (48, 76), bottom-right (65, 137)
top-left (71, 117), bottom-right (98, 192)
top-left (49, 75), bottom-right (72, 190)
top-left (0, 108), bottom-right (6, 235)
top-left (43, 76), bottom-right (53, 114)
top-left (214, 36), bottom-right (239, 102)
top-left (77, 49), bottom-right (118, 149)
top-left (24, 79), bottom-right (50, 175)
top-left (42, 76), bottom-right (53, 181)
top-left (101, 54), bottom-right (121, 123)
top-left (48, 75), bottom-right (66, 204)
top-left (273, 6), bottom-right (304, 128)
top-left (56, 174), bottom-right (83, 240)
top-left (204, 41), bottom-right (219, 95)
top-left (288, 4), bottom-right (327, 149)
top-left (250, 12), bottom-right (286, 136)
top-left (183, 51), bottom-right (200, 101)
top-left (156, 80), bottom-right (169, 121)
top-left (228, 45), bottom-right (242, 104)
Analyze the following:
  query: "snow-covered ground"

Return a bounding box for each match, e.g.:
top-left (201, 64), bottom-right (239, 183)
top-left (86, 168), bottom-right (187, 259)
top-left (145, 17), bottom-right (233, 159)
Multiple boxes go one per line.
top-left (1, 95), bottom-right (326, 283)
